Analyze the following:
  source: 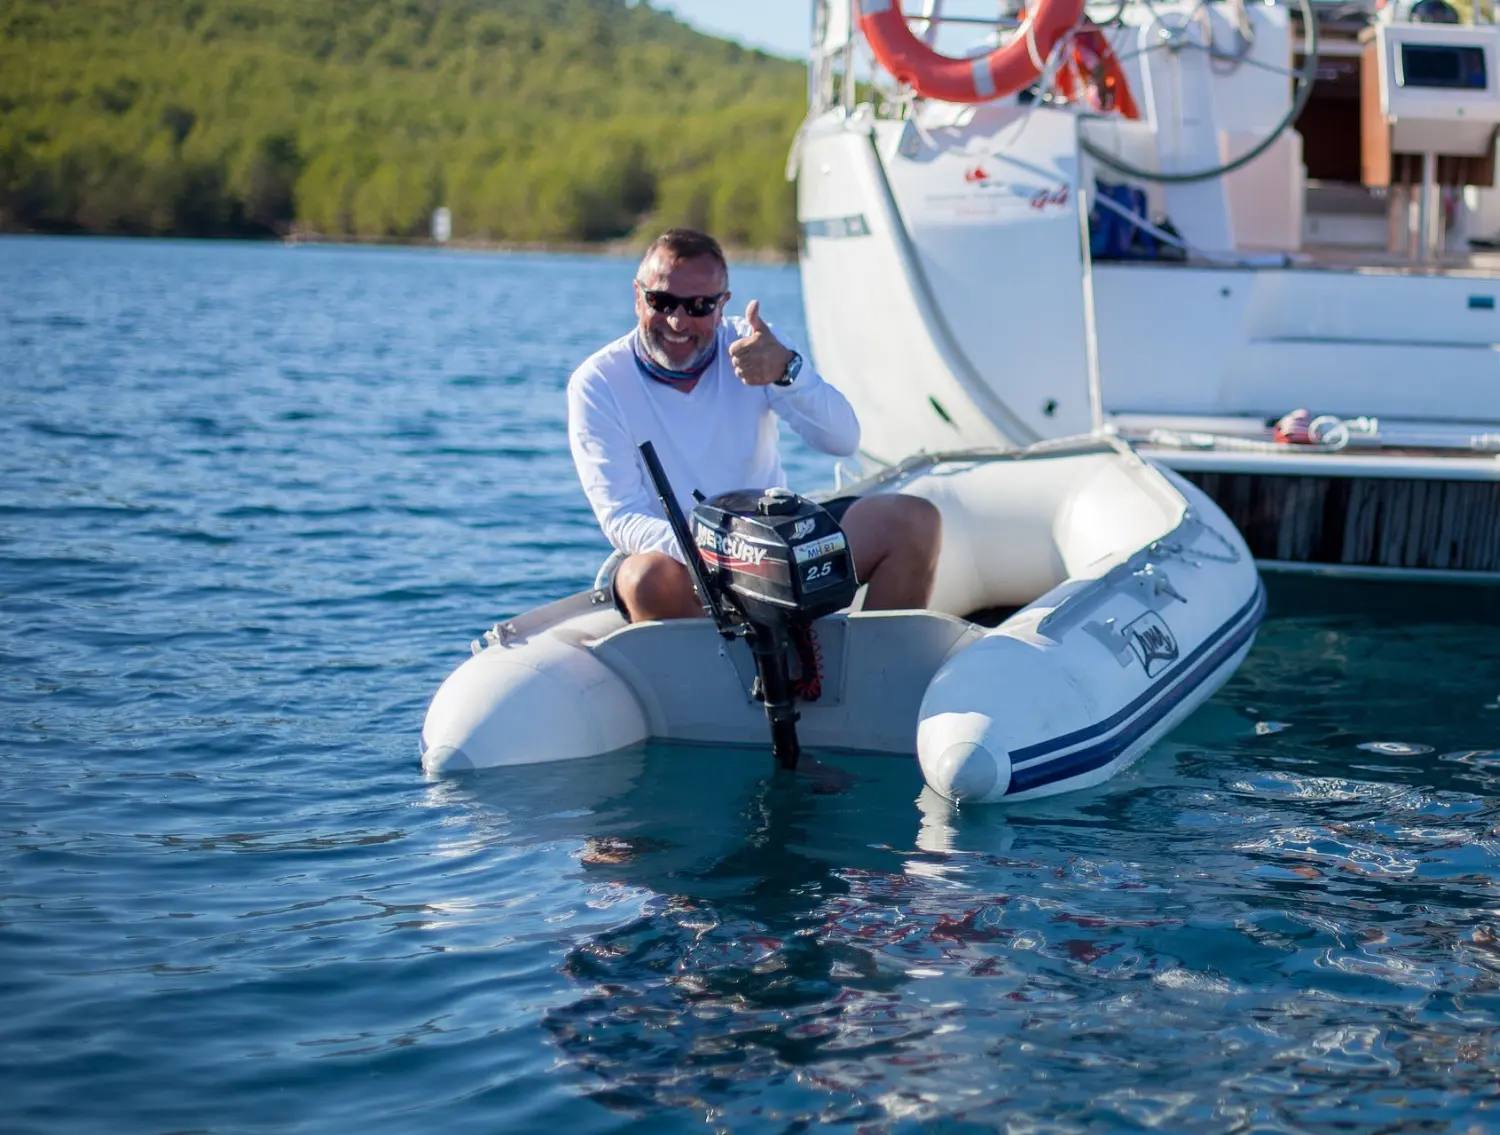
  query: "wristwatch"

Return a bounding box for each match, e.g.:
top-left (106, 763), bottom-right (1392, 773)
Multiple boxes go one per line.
top-left (774, 351), bottom-right (803, 387)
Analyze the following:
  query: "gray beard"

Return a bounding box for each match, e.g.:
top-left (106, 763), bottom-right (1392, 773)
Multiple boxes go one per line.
top-left (641, 326), bottom-right (714, 374)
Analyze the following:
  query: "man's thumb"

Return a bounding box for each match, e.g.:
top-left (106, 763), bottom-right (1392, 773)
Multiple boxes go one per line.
top-left (745, 299), bottom-right (767, 331)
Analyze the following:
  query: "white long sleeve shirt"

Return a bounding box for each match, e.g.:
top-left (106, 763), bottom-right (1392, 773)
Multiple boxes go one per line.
top-left (567, 317), bottom-right (861, 560)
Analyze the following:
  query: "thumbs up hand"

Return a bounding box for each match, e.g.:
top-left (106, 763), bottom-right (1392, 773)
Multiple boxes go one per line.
top-left (728, 300), bottom-right (795, 387)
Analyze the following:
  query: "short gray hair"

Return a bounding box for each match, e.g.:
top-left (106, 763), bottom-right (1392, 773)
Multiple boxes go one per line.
top-left (639, 228), bottom-right (727, 284)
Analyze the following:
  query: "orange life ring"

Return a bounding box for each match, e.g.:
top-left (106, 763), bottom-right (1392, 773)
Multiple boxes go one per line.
top-left (1055, 23), bottom-right (1140, 119)
top-left (857, 0), bottom-right (1086, 104)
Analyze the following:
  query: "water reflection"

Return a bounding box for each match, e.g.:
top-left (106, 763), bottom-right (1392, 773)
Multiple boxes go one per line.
top-left (441, 747), bottom-right (1029, 1123)
top-left (424, 587), bottom-right (1500, 1131)
top-left (438, 746), bottom-right (1278, 1128)
top-left (443, 745), bottom-right (944, 920)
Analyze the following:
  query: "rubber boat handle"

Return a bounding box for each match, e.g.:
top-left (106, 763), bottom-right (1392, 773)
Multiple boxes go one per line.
top-left (637, 441), bottom-right (729, 633)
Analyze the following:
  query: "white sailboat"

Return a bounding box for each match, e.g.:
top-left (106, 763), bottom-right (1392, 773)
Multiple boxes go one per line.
top-left (797, 0), bottom-right (1500, 583)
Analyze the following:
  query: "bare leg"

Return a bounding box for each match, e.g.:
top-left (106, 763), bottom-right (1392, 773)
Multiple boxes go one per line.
top-left (839, 495), bottom-right (942, 611)
top-left (613, 551), bottom-right (702, 622)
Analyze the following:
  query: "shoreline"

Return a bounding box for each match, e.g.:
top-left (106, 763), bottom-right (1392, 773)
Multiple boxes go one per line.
top-left (0, 227), bottom-right (799, 266)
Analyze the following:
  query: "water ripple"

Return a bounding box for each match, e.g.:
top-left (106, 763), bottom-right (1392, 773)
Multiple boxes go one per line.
top-left (4, 237), bottom-right (1500, 1135)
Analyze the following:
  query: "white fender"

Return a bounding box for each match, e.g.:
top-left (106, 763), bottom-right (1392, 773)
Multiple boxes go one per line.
top-left (422, 635), bottom-right (649, 774)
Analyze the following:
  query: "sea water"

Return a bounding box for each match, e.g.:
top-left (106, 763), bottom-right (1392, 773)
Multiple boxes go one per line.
top-left (4, 236), bottom-right (1500, 1134)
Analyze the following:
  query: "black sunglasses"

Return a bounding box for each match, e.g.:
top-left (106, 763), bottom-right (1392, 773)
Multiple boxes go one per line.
top-left (638, 286), bottom-right (725, 318)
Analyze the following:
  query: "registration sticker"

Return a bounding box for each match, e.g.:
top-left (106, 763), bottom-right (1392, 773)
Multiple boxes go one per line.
top-left (792, 532), bottom-right (847, 564)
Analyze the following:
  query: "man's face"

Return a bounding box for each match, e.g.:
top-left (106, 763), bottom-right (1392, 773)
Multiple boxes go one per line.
top-left (634, 253), bottom-right (728, 372)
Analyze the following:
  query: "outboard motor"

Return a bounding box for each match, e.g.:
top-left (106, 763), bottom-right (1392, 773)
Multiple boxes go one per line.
top-left (638, 443), bottom-right (858, 771)
top-left (692, 486), bottom-right (858, 767)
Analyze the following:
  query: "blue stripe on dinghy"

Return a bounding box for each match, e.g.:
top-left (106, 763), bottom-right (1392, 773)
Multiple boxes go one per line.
top-left (1006, 582), bottom-right (1266, 795)
top-left (1010, 583), bottom-right (1265, 766)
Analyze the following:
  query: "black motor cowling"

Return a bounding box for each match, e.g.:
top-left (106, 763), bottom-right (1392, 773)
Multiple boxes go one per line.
top-left (691, 487), bottom-right (858, 626)
top-left (690, 487), bottom-right (858, 770)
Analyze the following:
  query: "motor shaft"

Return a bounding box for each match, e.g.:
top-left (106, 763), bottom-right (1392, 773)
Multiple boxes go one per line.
top-left (750, 627), bottom-right (800, 771)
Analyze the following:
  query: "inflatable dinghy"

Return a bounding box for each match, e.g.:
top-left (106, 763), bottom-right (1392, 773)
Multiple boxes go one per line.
top-left (422, 437), bottom-right (1264, 803)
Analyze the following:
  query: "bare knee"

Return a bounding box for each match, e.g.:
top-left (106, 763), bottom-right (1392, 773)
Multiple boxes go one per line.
top-left (887, 495), bottom-right (942, 579)
top-left (840, 494), bottom-right (942, 610)
top-left (894, 495), bottom-right (942, 549)
top-left (613, 552), bottom-right (700, 622)
top-left (843, 494), bottom-right (941, 566)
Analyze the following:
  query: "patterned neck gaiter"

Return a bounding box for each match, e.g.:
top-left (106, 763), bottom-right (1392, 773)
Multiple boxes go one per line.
top-left (631, 330), bottom-right (719, 388)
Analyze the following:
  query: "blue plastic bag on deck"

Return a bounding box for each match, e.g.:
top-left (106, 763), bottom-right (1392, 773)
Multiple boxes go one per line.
top-left (1089, 180), bottom-right (1156, 261)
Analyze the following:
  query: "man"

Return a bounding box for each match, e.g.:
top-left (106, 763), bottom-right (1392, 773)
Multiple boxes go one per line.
top-left (567, 228), bottom-right (940, 622)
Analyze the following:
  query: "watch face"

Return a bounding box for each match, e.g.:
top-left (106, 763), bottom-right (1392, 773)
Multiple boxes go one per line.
top-left (780, 353), bottom-right (802, 385)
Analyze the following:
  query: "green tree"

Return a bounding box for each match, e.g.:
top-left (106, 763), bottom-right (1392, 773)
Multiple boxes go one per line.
top-left (245, 131), bottom-right (303, 233)
top-left (0, 0), bottom-right (807, 249)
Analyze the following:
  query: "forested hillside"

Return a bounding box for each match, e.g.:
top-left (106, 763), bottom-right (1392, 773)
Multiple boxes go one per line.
top-left (0, 0), bottom-right (808, 250)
